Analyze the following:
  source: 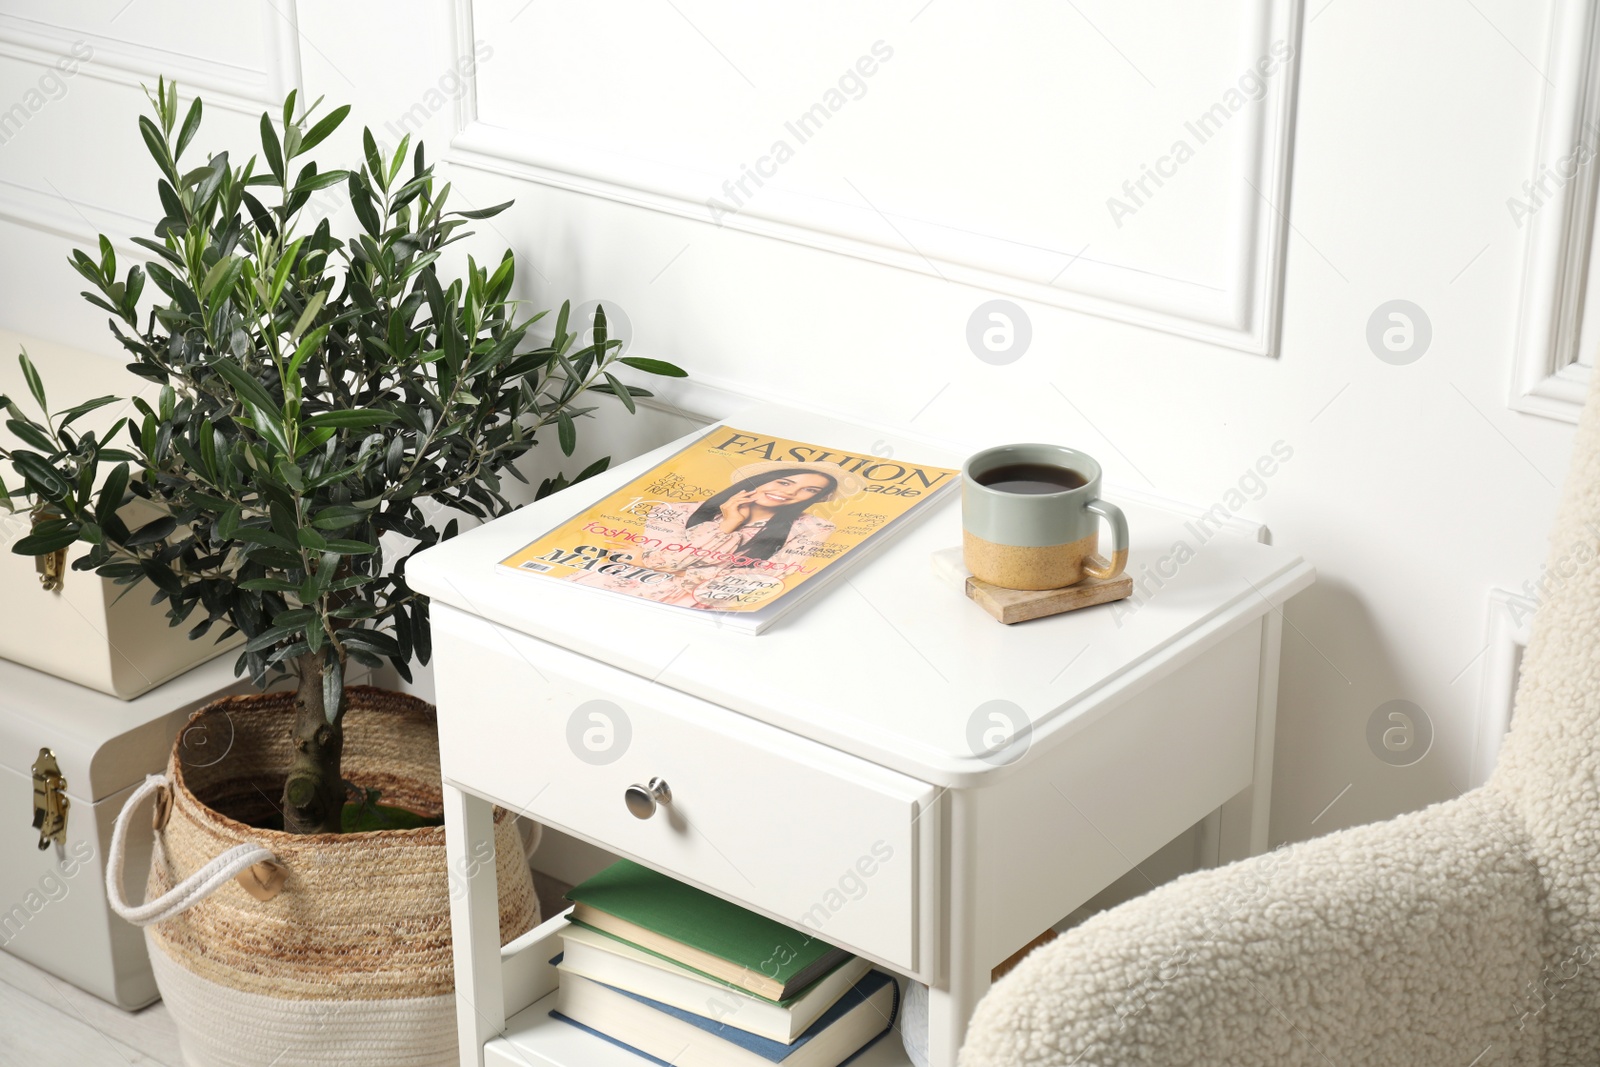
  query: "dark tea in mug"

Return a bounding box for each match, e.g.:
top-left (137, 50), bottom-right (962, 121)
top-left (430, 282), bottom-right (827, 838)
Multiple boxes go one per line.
top-left (973, 463), bottom-right (1087, 495)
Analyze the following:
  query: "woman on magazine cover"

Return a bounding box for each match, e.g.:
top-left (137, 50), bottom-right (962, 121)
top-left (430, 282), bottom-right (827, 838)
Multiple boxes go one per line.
top-left (570, 460), bottom-right (857, 608)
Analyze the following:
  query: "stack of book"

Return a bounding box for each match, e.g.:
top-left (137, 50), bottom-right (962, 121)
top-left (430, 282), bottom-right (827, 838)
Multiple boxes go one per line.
top-left (553, 860), bottom-right (900, 1067)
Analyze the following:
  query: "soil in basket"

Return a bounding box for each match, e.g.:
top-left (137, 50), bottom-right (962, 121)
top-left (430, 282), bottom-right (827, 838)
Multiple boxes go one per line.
top-left (252, 797), bottom-right (445, 832)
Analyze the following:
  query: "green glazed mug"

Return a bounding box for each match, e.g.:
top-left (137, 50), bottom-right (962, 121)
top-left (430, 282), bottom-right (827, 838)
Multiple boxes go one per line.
top-left (961, 443), bottom-right (1129, 591)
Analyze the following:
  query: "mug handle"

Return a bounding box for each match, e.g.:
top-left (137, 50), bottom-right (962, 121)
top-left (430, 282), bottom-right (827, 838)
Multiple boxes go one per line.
top-left (1083, 499), bottom-right (1129, 580)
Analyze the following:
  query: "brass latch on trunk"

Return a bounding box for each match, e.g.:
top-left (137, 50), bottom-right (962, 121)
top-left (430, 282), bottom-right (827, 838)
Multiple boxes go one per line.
top-left (31, 748), bottom-right (68, 850)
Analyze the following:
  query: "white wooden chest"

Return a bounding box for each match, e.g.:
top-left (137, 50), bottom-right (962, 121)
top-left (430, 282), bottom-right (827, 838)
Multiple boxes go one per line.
top-left (0, 330), bottom-right (237, 697)
top-left (0, 655), bottom-right (249, 1008)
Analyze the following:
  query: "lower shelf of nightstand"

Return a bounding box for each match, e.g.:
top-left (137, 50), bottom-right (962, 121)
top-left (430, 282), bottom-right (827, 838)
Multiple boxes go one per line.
top-left (485, 991), bottom-right (915, 1067)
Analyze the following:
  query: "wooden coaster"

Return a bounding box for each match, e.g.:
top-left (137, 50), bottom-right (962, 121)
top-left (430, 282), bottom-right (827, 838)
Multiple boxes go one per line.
top-left (931, 547), bottom-right (1133, 625)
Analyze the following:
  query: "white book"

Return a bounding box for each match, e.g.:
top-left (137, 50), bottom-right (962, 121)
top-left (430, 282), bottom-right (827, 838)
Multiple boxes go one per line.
top-left (559, 923), bottom-right (872, 1043)
top-left (554, 969), bottom-right (899, 1067)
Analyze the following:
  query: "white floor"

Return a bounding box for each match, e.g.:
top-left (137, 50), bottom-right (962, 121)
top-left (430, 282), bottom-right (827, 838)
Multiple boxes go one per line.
top-left (0, 950), bottom-right (181, 1066)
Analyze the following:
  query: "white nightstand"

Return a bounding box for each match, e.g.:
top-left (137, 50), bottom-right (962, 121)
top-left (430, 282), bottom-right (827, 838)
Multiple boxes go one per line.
top-left (408, 409), bottom-right (1314, 1067)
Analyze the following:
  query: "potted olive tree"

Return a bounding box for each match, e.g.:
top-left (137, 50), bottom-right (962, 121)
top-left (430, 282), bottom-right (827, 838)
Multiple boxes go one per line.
top-left (0, 82), bottom-right (682, 1066)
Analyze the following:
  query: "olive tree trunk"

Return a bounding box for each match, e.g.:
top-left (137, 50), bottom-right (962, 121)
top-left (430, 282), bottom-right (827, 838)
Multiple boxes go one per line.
top-left (281, 652), bottom-right (346, 834)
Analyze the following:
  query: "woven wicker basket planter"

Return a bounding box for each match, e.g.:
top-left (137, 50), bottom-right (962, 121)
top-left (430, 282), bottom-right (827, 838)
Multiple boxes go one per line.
top-left (108, 687), bottom-right (540, 1067)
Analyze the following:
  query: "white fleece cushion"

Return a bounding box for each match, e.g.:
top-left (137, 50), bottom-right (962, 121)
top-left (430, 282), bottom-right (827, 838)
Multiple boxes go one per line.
top-left (960, 789), bottom-right (1545, 1066)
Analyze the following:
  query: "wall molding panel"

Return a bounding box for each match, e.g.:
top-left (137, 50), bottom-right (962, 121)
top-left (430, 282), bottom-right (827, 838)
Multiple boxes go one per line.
top-left (0, 6), bottom-right (301, 117)
top-left (1509, 0), bottom-right (1600, 423)
top-left (445, 0), bottom-right (1304, 357)
top-left (0, 177), bottom-right (147, 255)
top-left (0, 3), bottom-right (303, 268)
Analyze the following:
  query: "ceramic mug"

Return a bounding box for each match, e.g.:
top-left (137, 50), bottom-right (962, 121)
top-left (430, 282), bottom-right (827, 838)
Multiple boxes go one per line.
top-left (961, 444), bottom-right (1129, 591)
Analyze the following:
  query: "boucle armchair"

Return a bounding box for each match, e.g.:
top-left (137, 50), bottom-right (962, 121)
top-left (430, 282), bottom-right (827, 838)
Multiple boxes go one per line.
top-left (959, 380), bottom-right (1600, 1067)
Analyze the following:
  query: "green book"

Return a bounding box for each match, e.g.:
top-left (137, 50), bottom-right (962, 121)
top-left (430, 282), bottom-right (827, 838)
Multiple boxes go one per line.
top-left (565, 860), bottom-right (852, 1001)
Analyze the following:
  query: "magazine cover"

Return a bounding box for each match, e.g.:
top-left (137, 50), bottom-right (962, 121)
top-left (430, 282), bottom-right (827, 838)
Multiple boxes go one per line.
top-left (498, 424), bottom-right (959, 614)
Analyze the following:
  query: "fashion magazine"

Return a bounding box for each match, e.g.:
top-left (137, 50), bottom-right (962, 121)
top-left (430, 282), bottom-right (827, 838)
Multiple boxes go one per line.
top-left (498, 423), bottom-right (959, 624)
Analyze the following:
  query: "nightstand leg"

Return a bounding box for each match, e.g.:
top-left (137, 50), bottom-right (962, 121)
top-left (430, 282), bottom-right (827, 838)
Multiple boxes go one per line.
top-left (1248, 612), bottom-right (1284, 854)
top-left (445, 782), bottom-right (504, 1067)
top-left (927, 969), bottom-right (990, 1067)
top-left (927, 788), bottom-right (990, 1067)
top-left (1218, 614), bottom-right (1284, 862)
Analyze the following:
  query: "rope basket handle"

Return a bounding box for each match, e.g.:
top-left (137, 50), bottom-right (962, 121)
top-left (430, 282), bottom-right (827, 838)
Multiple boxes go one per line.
top-left (107, 774), bottom-right (280, 927)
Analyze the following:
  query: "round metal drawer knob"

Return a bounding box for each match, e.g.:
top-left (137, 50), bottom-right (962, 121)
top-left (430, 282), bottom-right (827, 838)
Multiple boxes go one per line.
top-left (620, 777), bottom-right (672, 819)
top-left (624, 777), bottom-right (672, 819)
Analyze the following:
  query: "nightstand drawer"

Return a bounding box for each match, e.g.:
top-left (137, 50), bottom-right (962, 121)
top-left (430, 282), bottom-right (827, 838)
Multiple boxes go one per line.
top-left (432, 607), bottom-right (937, 973)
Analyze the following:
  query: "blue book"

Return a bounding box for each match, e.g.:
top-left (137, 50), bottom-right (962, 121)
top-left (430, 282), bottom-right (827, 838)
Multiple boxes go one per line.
top-left (553, 968), bottom-right (900, 1067)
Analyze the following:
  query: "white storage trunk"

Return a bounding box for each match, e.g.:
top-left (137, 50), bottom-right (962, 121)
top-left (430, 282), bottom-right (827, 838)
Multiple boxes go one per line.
top-left (0, 330), bottom-right (238, 697)
top-left (0, 654), bottom-right (250, 1008)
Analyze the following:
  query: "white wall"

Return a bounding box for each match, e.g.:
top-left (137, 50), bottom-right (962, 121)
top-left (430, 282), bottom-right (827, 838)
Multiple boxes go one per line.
top-left (0, 0), bottom-right (1583, 849)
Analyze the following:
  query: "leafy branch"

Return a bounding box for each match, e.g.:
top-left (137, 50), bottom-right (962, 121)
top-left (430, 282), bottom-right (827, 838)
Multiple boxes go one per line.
top-left (0, 80), bottom-right (684, 833)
